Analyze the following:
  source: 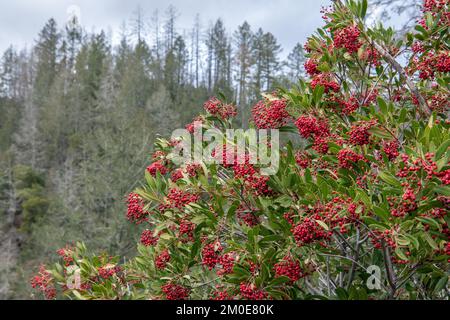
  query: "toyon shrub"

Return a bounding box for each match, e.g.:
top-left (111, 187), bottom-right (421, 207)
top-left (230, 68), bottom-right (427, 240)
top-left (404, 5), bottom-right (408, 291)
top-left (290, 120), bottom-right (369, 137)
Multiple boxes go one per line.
top-left (32, 0), bottom-right (449, 300)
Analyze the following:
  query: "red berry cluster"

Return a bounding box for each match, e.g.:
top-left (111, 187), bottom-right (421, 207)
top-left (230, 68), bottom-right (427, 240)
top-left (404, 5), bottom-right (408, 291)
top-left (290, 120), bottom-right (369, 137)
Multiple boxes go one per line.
top-left (396, 153), bottom-right (449, 185)
top-left (147, 161), bottom-right (168, 176)
top-left (160, 188), bottom-right (200, 211)
top-left (240, 212), bottom-right (260, 227)
top-left (56, 246), bottom-right (74, 266)
top-left (427, 92), bottom-right (450, 113)
top-left (239, 283), bottom-right (268, 300)
top-left (251, 98), bottom-right (290, 129)
top-left (30, 265), bottom-right (56, 300)
top-left (370, 229), bottom-right (397, 250)
top-left (311, 73), bottom-right (341, 93)
top-left (299, 197), bottom-right (362, 235)
top-left (186, 163), bottom-right (202, 177)
top-left (293, 218), bottom-right (331, 246)
top-left (435, 51), bottom-right (450, 73)
top-left (237, 206), bottom-right (260, 227)
top-left (338, 149), bottom-right (365, 169)
top-left (412, 41), bottom-right (424, 54)
top-left (295, 115), bottom-right (330, 139)
top-left (185, 116), bottom-right (204, 133)
top-left (171, 168), bottom-right (184, 182)
top-left (211, 288), bottom-right (234, 300)
top-left (234, 162), bottom-right (273, 197)
top-left (313, 136), bottom-right (331, 154)
top-left (213, 143), bottom-right (237, 167)
top-left (423, 0), bottom-right (448, 12)
top-left (304, 59), bottom-right (319, 76)
top-left (420, 0), bottom-right (450, 28)
top-left (428, 207), bottom-right (447, 219)
top-left (341, 96), bottom-right (360, 114)
top-left (202, 242), bottom-right (223, 270)
top-left (445, 242), bottom-right (450, 263)
top-left (348, 120), bottom-right (376, 146)
top-left (178, 220), bottom-right (196, 243)
top-left (204, 97), bottom-right (237, 120)
top-left (382, 140), bottom-right (400, 161)
top-left (161, 283), bottom-right (190, 300)
top-left (126, 193), bottom-right (149, 224)
top-left (363, 47), bottom-right (381, 67)
top-left (333, 25), bottom-right (362, 54)
top-left (324, 94), bottom-right (359, 115)
top-left (412, 50), bottom-right (450, 80)
top-left (295, 151), bottom-right (311, 169)
top-left (140, 229), bottom-right (159, 246)
top-left (98, 265), bottom-right (121, 279)
top-left (151, 150), bottom-right (166, 160)
top-left (273, 256), bottom-right (304, 283)
top-left (360, 89), bottom-right (379, 107)
top-left (387, 187), bottom-right (418, 218)
top-left (217, 253), bottom-right (237, 276)
top-left (155, 249), bottom-right (171, 269)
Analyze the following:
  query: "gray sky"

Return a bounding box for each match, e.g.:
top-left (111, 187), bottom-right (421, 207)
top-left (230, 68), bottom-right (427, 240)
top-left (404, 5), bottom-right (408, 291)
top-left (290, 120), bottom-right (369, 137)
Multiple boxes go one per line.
top-left (0, 0), bottom-right (330, 57)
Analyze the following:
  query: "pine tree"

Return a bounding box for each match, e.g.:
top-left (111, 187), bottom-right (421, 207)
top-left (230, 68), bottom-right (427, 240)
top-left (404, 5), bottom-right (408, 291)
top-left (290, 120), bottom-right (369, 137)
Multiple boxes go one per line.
top-left (130, 6), bottom-right (146, 44)
top-left (212, 19), bottom-right (229, 90)
top-left (164, 5), bottom-right (178, 54)
top-left (193, 14), bottom-right (201, 88)
top-left (233, 22), bottom-right (254, 124)
top-left (261, 32), bottom-right (281, 91)
top-left (65, 15), bottom-right (82, 70)
top-left (251, 28), bottom-right (265, 97)
top-left (34, 18), bottom-right (60, 105)
top-left (286, 43), bottom-right (306, 81)
top-left (0, 47), bottom-right (17, 98)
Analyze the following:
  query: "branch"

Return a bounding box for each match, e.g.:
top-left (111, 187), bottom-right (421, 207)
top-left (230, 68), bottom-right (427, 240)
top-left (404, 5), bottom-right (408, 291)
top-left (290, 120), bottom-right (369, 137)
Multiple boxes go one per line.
top-left (381, 241), bottom-right (397, 299)
top-left (370, 41), bottom-right (431, 116)
top-left (346, 228), bottom-right (361, 290)
top-left (332, 0), bottom-right (431, 117)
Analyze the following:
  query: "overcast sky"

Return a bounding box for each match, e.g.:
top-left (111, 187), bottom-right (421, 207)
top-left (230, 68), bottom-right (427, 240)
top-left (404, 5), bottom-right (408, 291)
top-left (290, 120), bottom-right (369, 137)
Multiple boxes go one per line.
top-left (0, 0), bottom-right (330, 57)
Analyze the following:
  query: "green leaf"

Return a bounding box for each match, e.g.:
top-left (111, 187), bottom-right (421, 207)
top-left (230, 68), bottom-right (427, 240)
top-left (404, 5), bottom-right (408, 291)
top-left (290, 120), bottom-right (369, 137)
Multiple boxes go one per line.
top-left (434, 185), bottom-right (450, 197)
top-left (395, 248), bottom-right (408, 261)
top-left (434, 276), bottom-right (448, 293)
top-left (335, 287), bottom-right (348, 300)
top-left (377, 97), bottom-right (388, 114)
top-left (360, 0), bottom-right (368, 18)
top-left (316, 219), bottom-right (329, 231)
top-left (72, 290), bottom-right (87, 300)
top-left (233, 265), bottom-right (251, 278)
top-left (270, 276), bottom-right (291, 287)
top-left (313, 85), bottom-right (325, 106)
top-left (378, 171), bottom-right (401, 188)
top-left (435, 140), bottom-right (449, 160)
top-left (373, 206), bottom-right (389, 221)
top-left (368, 127), bottom-right (392, 140)
top-left (416, 217), bottom-right (441, 230)
top-left (422, 233), bottom-right (438, 250)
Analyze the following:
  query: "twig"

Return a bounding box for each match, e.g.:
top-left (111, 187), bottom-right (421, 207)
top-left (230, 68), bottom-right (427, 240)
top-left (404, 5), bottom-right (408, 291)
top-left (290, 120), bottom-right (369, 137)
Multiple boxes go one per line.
top-left (346, 227), bottom-right (361, 290)
top-left (381, 241), bottom-right (397, 299)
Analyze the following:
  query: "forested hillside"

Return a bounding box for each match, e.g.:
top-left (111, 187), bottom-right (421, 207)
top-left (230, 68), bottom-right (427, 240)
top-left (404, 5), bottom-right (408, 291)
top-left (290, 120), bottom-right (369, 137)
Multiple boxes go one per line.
top-left (0, 6), bottom-right (305, 299)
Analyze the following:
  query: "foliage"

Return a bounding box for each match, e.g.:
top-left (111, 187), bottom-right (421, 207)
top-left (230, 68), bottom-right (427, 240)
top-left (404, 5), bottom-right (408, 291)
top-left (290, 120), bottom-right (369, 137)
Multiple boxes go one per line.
top-left (31, 0), bottom-right (450, 300)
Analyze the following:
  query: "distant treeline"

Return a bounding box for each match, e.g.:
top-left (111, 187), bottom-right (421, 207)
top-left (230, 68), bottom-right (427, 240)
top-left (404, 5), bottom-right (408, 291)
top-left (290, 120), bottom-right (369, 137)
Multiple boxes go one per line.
top-left (0, 5), bottom-right (306, 299)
